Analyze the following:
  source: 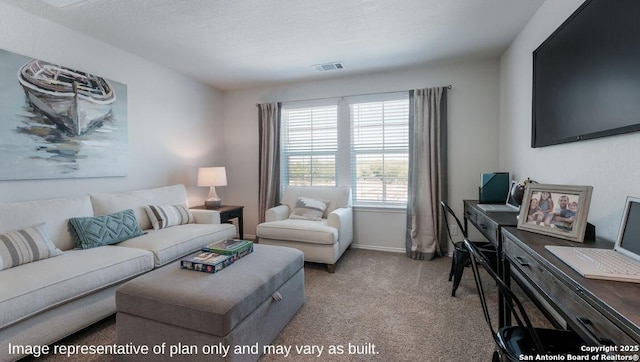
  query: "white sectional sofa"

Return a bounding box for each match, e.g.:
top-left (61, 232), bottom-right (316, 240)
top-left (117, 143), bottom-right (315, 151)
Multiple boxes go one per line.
top-left (0, 184), bottom-right (236, 361)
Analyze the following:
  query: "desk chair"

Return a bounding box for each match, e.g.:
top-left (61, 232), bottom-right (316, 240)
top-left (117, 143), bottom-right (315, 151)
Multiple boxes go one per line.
top-left (464, 239), bottom-right (587, 361)
top-left (441, 201), bottom-right (497, 296)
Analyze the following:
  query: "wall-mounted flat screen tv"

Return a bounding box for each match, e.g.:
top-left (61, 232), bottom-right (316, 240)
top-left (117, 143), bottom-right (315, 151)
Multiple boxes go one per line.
top-left (532, 0), bottom-right (640, 148)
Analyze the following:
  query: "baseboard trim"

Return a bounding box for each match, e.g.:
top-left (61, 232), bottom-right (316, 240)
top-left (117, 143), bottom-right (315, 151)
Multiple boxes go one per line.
top-left (350, 244), bottom-right (405, 253)
top-left (252, 235), bottom-right (406, 254)
top-left (252, 238), bottom-right (446, 256)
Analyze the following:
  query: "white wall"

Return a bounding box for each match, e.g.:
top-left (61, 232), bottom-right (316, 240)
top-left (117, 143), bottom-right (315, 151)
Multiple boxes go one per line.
top-left (222, 58), bottom-right (501, 251)
top-left (0, 3), bottom-right (503, 251)
top-left (0, 3), bottom-right (224, 207)
top-left (500, 0), bottom-right (640, 242)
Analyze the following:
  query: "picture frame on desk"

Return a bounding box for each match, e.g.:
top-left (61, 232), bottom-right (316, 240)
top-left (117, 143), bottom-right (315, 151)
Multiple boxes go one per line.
top-left (517, 183), bottom-right (593, 242)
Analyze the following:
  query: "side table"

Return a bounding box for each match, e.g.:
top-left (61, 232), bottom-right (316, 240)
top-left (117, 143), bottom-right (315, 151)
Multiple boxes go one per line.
top-left (191, 205), bottom-right (244, 240)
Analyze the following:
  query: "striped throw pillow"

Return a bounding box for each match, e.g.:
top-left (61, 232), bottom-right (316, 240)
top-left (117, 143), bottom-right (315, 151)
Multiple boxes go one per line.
top-left (144, 204), bottom-right (195, 230)
top-left (0, 222), bottom-right (62, 271)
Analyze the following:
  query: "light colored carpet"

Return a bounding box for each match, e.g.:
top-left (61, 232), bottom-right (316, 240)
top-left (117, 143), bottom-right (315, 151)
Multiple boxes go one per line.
top-left (21, 248), bottom-right (550, 361)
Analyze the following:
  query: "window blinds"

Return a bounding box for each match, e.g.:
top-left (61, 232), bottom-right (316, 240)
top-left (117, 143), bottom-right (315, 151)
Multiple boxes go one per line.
top-left (280, 104), bottom-right (338, 187)
top-left (350, 98), bottom-right (409, 204)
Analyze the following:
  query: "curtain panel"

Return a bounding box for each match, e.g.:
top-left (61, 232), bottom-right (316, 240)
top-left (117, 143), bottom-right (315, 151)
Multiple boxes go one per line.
top-left (405, 87), bottom-right (448, 260)
top-left (258, 102), bottom-right (281, 224)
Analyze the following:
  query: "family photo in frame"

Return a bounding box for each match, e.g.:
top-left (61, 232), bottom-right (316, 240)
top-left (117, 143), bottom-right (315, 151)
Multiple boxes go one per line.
top-left (517, 184), bottom-right (593, 242)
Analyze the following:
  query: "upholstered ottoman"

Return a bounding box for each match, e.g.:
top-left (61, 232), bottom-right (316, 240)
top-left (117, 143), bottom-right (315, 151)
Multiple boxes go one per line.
top-left (115, 244), bottom-right (304, 362)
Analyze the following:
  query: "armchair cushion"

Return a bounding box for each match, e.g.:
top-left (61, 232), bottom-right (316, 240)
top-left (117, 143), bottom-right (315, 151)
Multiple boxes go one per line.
top-left (256, 219), bottom-right (337, 245)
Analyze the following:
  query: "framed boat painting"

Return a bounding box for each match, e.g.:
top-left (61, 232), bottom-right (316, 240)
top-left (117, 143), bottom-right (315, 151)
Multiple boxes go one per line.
top-left (0, 48), bottom-right (128, 180)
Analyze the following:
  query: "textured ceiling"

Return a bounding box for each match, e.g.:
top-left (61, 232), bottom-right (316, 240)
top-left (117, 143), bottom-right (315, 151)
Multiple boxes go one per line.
top-left (2, 0), bottom-right (544, 90)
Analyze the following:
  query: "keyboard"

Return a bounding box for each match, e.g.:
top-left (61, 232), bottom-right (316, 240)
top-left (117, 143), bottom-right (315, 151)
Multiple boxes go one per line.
top-left (576, 249), bottom-right (640, 275)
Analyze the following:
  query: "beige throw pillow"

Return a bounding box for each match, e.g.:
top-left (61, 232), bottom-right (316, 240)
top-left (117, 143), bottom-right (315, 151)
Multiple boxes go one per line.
top-left (0, 222), bottom-right (62, 270)
top-left (144, 204), bottom-right (195, 230)
top-left (289, 197), bottom-right (328, 221)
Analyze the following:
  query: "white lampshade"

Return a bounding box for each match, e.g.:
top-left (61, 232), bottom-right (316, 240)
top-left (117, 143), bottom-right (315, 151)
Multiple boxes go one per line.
top-left (197, 167), bottom-right (227, 187)
top-left (197, 167), bottom-right (227, 209)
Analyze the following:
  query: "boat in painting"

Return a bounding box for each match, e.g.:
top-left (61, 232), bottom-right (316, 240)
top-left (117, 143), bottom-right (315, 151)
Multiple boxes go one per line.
top-left (17, 59), bottom-right (116, 136)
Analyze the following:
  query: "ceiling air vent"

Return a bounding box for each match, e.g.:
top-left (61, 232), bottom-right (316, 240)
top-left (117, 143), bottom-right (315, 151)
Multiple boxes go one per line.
top-left (313, 62), bottom-right (344, 72)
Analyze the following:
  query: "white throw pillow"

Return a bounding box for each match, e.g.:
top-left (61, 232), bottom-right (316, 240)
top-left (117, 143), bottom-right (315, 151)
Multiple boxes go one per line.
top-left (144, 204), bottom-right (195, 230)
top-left (289, 197), bottom-right (328, 221)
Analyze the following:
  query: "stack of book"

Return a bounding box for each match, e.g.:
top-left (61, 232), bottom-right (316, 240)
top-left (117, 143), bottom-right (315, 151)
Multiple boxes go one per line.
top-left (180, 239), bottom-right (253, 274)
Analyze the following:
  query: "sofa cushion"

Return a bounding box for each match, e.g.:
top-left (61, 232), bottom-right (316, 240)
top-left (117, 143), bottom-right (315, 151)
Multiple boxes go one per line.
top-left (0, 245), bottom-right (153, 330)
top-left (144, 204), bottom-right (195, 230)
top-left (91, 184), bottom-right (189, 231)
top-left (116, 223), bottom-right (236, 267)
top-left (0, 195), bottom-right (94, 251)
top-left (0, 222), bottom-right (62, 271)
top-left (289, 197), bottom-right (328, 221)
top-left (68, 209), bottom-right (145, 249)
top-left (256, 218), bottom-right (338, 245)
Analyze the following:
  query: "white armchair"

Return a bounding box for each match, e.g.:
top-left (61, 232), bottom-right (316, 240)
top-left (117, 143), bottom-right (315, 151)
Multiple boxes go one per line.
top-left (256, 186), bottom-right (353, 273)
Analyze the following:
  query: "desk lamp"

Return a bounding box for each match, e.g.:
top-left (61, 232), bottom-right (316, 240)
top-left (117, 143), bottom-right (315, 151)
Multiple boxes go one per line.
top-left (197, 167), bottom-right (227, 209)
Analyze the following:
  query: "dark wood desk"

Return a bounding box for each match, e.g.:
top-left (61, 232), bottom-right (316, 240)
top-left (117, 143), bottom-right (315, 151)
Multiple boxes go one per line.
top-left (464, 200), bottom-right (518, 326)
top-left (502, 227), bottom-right (640, 345)
top-left (465, 200), bottom-right (640, 346)
top-left (463, 200), bottom-right (518, 248)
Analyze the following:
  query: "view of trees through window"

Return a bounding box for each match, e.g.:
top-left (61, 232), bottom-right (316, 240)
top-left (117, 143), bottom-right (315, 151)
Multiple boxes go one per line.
top-left (353, 154), bottom-right (408, 203)
top-left (351, 98), bottom-right (409, 204)
top-left (286, 155), bottom-right (336, 187)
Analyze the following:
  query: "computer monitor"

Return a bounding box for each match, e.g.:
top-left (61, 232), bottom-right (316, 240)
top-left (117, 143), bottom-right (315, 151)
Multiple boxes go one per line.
top-left (617, 196), bottom-right (640, 258)
top-left (479, 172), bottom-right (511, 204)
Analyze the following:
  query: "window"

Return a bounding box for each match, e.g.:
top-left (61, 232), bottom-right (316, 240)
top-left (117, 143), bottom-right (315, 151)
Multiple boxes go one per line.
top-left (280, 93), bottom-right (409, 206)
top-left (350, 98), bottom-right (409, 205)
top-left (280, 103), bottom-right (338, 187)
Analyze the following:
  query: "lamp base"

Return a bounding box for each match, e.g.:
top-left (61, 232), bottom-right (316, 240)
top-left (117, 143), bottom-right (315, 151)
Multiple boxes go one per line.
top-left (204, 186), bottom-right (222, 209)
top-left (204, 199), bottom-right (222, 209)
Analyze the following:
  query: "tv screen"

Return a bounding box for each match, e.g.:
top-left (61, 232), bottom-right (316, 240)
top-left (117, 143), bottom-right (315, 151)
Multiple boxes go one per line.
top-left (532, 0), bottom-right (640, 148)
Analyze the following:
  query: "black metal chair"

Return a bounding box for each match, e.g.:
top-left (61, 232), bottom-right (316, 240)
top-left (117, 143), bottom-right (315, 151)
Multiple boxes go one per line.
top-left (440, 200), bottom-right (497, 296)
top-left (463, 238), bottom-right (588, 361)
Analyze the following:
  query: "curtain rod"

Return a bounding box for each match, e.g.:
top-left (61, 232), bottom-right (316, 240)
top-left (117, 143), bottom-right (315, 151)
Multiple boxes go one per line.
top-left (255, 85), bottom-right (452, 106)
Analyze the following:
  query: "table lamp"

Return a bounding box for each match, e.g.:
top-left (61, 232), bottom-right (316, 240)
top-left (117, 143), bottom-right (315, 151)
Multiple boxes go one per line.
top-left (197, 167), bottom-right (227, 209)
